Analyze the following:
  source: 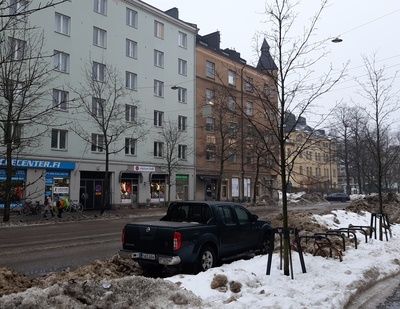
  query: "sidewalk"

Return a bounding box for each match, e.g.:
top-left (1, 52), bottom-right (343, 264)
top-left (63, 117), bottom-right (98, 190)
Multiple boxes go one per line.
top-left (0, 205), bottom-right (167, 224)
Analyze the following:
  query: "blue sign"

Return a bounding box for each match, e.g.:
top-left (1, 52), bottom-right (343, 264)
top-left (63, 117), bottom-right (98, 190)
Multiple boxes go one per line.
top-left (46, 171), bottom-right (70, 184)
top-left (0, 169), bottom-right (26, 181)
top-left (0, 159), bottom-right (75, 170)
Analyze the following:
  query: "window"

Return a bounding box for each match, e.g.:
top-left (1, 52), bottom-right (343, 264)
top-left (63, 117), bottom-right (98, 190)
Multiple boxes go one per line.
top-left (246, 76), bottom-right (253, 92)
top-left (8, 37), bottom-right (26, 60)
top-left (6, 79), bottom-right (24, 104)
top-left (126, 39), bottom-right (137, 58)
top-left (125, 138), bottom-right (136, 155)
top-left (178, 116), bottom-right (187, 131)
top-left (93, 27), bottom-right (107, 48)
top-left (154, 21), bottom-right (164, 39)
top-left (227, 150), bottom-right (237, 163)
top-left (91, 133), bottom-right (104, 152)
top-left (52, 89), bottom-right (68, 110)
top-left (246, 152), bottom-right (253, 164)
top-left (92, 97), bottom-right (104, 118)
top-left (235, 207), bottom-right (252, 225)
top-left (264, 83), bottom-right (275, 99)
top-left (246, 101), bottom-right (253, 116)
top-left (54, 51), bottom-right (69, 73)
top-left (178, 87), bottom-right (187, 103)
top-left (154, 110), bottom-right (164, 126)
top-left (227, 97), bottom-right (236, 111)
top-left (154, 80), bottom-right (164, 97)
top-left (94, 0), bottom-right (107, 15)
top-left (245, 125), bottom-right (253, 140)
top-left (206, 89), bottom-right (214, 105)
top-left (228, 123), bottom-right (237, 138)
top-left (51, 129), bottom-right (67, 150)
top-left (9, 0), bottom-right (27, 18)
top-left (206, 61), bottom-right (215, 78)
top-left (178, 145), bottom-right (187, 159)
top-left (228, 70), bottom-right (236, 85)
top-left (125, 104), bottom-right (137, 122)
top-left (178, 31), bottom-right (187, 48)
top-left (299, 166), bottom-right (303, 175)
top-left (125, 71), bottom-right (137, 90)
top-left (154, 142), bottom-right (163, 157)
top-left (5, 124), bottom-right (22, 144)
top-left (206, 145), bottom-right (215, 161)
top-left (178, 58), bottom-right (187, 76)
top-left (205, 117), bottom-right (215, 132)
top-left (92, 61), bottom-right (106, 82)
top-left (126, 8), bottom-right (138, 28)
top-left (154, 50), bottom-right (164, 68)
top-left (55, 13), bottom-right (70, 36)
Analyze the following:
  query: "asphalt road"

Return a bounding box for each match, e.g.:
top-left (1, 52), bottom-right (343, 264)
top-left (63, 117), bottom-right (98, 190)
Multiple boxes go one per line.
top-left (0, 201), bottom-right (339, 277)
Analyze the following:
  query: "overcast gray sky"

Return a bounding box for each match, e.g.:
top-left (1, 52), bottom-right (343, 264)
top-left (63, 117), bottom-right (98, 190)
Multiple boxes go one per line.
top-left (145, 0), bottom-right (400, 125)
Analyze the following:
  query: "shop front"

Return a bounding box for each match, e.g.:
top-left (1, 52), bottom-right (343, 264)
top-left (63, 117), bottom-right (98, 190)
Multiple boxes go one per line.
top-left (150, 173), bottom-right (166, 205)
top-left (197, 174), bottom-right (220, 200)
top-left (175, 174), bottom-right (189, 200)
top-left (120, 171), bottom-right (141, 208)
top-left (0, 158), bottom-right (75, 208)
top-left (0, 169), bottom-right (25, 208)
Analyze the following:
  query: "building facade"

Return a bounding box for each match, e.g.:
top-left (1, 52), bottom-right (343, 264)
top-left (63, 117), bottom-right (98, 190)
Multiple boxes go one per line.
top-left (284, 114), bottom-right (338, 193)
top-left (195, 32), bottom-right (278, 202)
top-left (0, 0), bottom-right (197, 208)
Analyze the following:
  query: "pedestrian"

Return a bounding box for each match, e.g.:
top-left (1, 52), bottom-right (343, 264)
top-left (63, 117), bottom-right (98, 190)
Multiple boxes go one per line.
top-left (43, 196), bottom-right (55, 218)
top-left (57, 198), bottom-right (64, 218)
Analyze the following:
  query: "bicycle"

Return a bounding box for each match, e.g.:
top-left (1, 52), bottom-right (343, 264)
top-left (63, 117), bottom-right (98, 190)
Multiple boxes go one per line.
top-left (20, 200), bottom-right (45, 215)
top-left (64, 199), bottom-right (84, 213)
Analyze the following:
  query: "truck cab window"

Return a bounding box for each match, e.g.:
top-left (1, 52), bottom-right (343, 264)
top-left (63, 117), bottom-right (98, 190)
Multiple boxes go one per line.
top-left (235, 207), bottom-right (251, 225)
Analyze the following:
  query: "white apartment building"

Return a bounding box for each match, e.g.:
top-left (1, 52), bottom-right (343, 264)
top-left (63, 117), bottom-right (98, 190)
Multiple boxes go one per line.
top-left (0, 0), bottom-right (197, 209)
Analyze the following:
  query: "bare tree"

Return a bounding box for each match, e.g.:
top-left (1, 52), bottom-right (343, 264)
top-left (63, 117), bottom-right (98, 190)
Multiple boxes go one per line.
top-left (0, 16), bottom-right (63, 222)
top-left (356, 54), bottom-right (400, 239)
top-left (70, 60), bottom-right (147, 214)
top-left (157, 119), bottom-right (193, 206)
top-left (203, 87), bottom-right (240, 201)
top-left (331, 103), bottom-right (356, 195)
top-left (246, 0), bottom-right (347, 276)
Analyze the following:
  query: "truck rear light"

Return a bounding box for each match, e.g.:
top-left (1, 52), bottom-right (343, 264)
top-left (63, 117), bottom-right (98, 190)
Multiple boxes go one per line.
top-left (173, 232), bottom-right (182, 250)
top-left (122, 226), bottom-right (126, 246)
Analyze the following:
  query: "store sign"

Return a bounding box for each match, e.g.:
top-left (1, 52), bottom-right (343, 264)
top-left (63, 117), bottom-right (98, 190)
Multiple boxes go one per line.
top-left (176, 174), bottom-right (189, 180)
top-left (0, 169), bottom-right (26, 181)
top-left (0, 159), bottom-right (75, 170)
top-left (54, 187), bottom-right (69, 194)
top-left (134, 166), bottom-right (155, 172)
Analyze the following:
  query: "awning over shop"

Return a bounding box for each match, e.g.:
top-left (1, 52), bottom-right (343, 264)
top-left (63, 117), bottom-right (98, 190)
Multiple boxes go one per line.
top-left (119, 171), bottom-right (142, 182)
top-left (197, 174), bottom-right (220, 180)
top-left (149, 173), bottom-right (168, 182)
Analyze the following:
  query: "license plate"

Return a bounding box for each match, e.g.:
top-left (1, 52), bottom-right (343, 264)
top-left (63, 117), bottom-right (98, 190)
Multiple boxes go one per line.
top-left (141, 253), bottom-right (156, 260)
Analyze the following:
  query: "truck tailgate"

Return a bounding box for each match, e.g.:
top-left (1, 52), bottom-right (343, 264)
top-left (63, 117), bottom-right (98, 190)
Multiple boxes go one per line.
top-left (123, 220), bottom-right (200, 255)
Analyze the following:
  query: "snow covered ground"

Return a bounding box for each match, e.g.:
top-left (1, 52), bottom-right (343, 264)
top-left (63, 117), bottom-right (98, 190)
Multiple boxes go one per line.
top-left (166, 209), bottom-right (400, 309)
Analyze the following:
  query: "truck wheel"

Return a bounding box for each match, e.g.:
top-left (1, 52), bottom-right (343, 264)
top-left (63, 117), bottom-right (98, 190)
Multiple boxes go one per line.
top-left (260, 233), bottom-right (271, 255)
top-left (196, 245), bottom-right (216, 273)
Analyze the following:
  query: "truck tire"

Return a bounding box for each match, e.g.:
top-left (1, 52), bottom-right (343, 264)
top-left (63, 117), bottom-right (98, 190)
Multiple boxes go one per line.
top-left (196, 245), bottom-right (216, 273)
top-left (260, 233), bottom-right (271, 255)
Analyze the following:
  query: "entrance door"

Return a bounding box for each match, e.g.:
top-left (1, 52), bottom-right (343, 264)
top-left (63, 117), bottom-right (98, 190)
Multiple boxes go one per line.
top-left (131, 184), bottom-right (138, 208)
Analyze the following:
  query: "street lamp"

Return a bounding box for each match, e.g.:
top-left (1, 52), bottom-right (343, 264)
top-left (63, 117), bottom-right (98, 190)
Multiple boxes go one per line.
top-left (331, 37), bottom-right (343, 43)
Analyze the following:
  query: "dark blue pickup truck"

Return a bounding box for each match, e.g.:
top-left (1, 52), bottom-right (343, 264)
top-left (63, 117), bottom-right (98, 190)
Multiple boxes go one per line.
top-left (119, 201), bottom-right (272, 273)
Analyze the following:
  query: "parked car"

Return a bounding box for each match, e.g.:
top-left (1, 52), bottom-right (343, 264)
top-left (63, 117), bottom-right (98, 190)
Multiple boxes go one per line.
top-left (119, 201), bottom-right (272, 274)
top-left (325, 193), bottom-right (350, 202)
